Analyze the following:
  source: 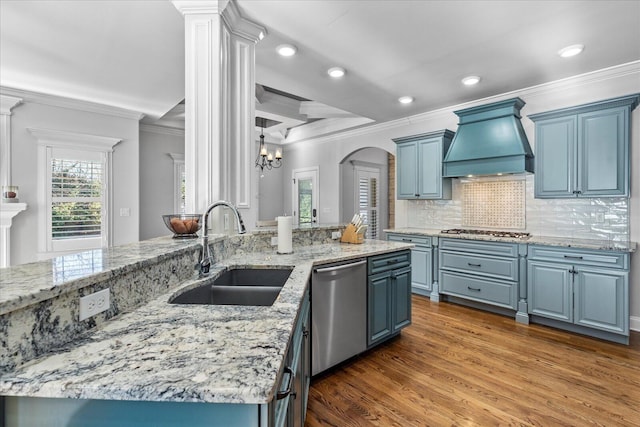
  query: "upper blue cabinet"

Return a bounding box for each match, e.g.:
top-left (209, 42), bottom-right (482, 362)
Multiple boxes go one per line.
top-left (529, 94), bottom-right (640, 198)
top-left (393, 130), bottom-right (454, 200)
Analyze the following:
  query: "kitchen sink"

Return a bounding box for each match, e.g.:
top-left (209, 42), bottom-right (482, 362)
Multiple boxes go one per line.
top-left (169, 267), bottom-right (293, 306)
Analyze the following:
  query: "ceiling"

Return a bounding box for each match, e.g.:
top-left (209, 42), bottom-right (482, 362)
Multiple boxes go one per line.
top-left (1, 1), bottom-right (639, 143)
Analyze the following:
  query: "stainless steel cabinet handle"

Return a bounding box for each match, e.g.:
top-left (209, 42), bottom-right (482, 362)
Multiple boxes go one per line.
top-left (276, 366), bottom-right (294, 400)
top-left (314, 259), bottom-right (366, 274)
top-left (467, 263), bottom-right (482, 267)
top-left (467, 286), bottom-right (481, 292)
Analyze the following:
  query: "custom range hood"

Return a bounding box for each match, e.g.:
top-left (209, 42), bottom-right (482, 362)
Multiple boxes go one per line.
top-left (443, 97), bottom-right (533, 177)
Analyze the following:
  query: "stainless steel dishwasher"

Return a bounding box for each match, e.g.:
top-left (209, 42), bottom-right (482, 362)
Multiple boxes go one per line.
top-left (311, 258), bottom-right (367, 375)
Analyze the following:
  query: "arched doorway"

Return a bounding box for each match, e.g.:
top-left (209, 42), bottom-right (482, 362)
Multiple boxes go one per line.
top-left (340, 147), bottom-right (395, 240)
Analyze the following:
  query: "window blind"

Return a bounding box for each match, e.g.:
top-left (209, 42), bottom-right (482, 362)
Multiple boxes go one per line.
top-left (51, 159), bottom-right (103, 240)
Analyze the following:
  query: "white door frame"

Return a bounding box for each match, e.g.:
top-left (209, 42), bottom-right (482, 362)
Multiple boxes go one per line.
top-left (292, 166), bottom-right (319, 225)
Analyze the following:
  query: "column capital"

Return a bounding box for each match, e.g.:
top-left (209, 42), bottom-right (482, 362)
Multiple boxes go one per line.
top-left (0, 95), bottom-right (22, 115)
top-left (172, 0), bottom-right (228, 16)
top-left (173, 0), bottom-right (266, 43)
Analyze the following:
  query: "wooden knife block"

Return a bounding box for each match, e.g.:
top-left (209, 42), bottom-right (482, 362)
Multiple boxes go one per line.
top-left (340, 223), bottom-right (364, 244)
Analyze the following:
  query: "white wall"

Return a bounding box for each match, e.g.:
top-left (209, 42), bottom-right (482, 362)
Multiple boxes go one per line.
top-left (139, 126), bottom-right (185, 240)
top-left (280, 63), bottom-right (640, 328)
top-left (7, 94), bottom-right (140, 265)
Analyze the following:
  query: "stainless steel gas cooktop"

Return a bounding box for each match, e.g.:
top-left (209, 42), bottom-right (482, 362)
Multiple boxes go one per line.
top-left (440, 229), bottom-right (531, 239)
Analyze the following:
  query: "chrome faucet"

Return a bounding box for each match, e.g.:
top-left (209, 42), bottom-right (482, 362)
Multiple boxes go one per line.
top-left (197, 200), bottom-right (246, 276)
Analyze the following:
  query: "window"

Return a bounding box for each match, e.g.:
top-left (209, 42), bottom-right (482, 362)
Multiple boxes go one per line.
top-left (31, 128), bottom-right (121, 257)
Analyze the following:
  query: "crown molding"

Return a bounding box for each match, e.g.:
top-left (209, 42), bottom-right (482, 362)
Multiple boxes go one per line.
top-left (221, 0), bottom-right (267, 43)
top-left (0, 86), bottom-right (144, 120)
top-left (0, 95), bottom-right (22, 115)
top-left (173, 0), bottom-right (266, 43)
top-left (289, 61), bottom-right (640, 148)
top-left (140, 124), bottom-right (185, 137)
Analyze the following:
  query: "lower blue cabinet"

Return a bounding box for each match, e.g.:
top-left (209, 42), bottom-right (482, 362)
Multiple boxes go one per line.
top-left (367, 251), bottom-right (412, 347)
top-left (527, 246), bottom-right (629, 343)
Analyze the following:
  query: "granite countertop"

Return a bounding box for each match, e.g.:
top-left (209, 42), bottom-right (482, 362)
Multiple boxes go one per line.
top-left (0, 240), bottom-right (412, 404)
top-left (385, 228), bottom-right (637, 252)
top-left (0, 237), bottom-right (199, 316)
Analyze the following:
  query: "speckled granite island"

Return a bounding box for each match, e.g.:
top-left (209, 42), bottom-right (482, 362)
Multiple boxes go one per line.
top-left (0, 226), bottom-right (413, 426)
top-left (385, 228), bottom-right (636, 344)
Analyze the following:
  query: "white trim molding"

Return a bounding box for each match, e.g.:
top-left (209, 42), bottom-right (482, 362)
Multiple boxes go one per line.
top-left (0, 94), bottom-right (23, 190)
top-left (28, 128), bottom-right (122, 152)
top-left (0, 202), bottom-right (27, 268)
top-left (0, 86), bottom-right (144, 120)
top-left (30, 128), bottom-right (122, 257)
top-left (140, 124), bottom-right (185, 137)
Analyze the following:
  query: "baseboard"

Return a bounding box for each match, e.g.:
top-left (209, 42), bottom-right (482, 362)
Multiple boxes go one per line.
top-left (630, 316), bottom-right (640, 332)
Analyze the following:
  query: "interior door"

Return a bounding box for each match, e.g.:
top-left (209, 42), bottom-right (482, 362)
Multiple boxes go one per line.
top-left (292, 167), bottom-right (319, 226)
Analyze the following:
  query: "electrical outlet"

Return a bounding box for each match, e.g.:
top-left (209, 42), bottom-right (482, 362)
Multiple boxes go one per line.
top-left (79, 288), bottom-right (110, 321)
top-left (224, 213), bottom-right (229, 230)
top-left (332, 231), bottom-right (342, 239)
top-left (271, 236), bottom-right (279, 246)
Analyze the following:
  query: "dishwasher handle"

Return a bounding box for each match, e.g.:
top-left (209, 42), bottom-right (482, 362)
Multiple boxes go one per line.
top-left (314, 259), bottom-right (366, 274)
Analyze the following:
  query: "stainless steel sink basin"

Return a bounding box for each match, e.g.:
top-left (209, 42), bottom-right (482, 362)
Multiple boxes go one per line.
top-left (170, 268), bottom-right (292, 306)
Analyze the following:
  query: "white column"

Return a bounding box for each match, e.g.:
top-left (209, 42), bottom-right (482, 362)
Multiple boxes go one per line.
top-left (0, 95), bottom-right (23, 190)
top-left (172, 0), bottom-right (265, 214)
top-left (0, 95), bottom-right (24, 267)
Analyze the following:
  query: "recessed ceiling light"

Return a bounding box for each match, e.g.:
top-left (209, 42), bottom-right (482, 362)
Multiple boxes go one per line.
top-left (327, 67), bottom-right (346, 78)
top-left (462, 75), bottom-right (481, 86)
top-left (558, 44), bottom-right (584, 58)
top-left (276, 44), bottom-right (297, 57)
top-left (398, 96), bottom-right (414, 104)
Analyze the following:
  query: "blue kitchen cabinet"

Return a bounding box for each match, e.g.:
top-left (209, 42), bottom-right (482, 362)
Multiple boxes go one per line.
top-left (367, 251), bottom-right (412, 347)
top-left (527, 245), bottom-right (629, 344)
top-left (529, 94), bottom-right (639, 198)
top-left (387, 233), bottom-right (435, 298)
top-left (393, 130), bottom-right (454, 199)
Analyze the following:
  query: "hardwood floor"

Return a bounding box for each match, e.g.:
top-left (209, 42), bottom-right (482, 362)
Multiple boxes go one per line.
top-left (305, 295), bottom-right (640, 426)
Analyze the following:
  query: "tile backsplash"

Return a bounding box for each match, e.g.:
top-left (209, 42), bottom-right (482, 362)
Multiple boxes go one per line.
top-left (405, 175), bottom-right (629, 242)
top-left (462, 178), bottom-right (526, 229)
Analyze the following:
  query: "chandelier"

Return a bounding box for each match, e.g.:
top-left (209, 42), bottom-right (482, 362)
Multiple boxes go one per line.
top-left (255, 118), bottom-right (282, 173)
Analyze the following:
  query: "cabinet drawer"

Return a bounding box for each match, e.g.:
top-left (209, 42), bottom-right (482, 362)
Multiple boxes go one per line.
top-left (440, 238), bottom-right (519, 257)
top-left (368, 250), bottom-right (411, 275)
top-left (440, 271), bottom-right (516, 309)
top-left (387, 234), bottom-right (431, 247)
top-left (440, 251), bottom-right (518, 281)
top-left (528, 245), bottom-right (628, 269)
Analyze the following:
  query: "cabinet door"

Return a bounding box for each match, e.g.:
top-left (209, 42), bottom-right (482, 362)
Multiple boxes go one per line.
top-left (575, 267), bottom-right (628, 334)
top-left (411, 246), bottom-right (432, 294)
top-left (578, 107), bottom-right (628, 197)
top-left (396, 142), bottom-right (419, 199)
top-left (534, 116), bottom-right (576, 198)
top-left (527, 261), bottom-right (573, 322)
top-left (392, 266), bottom-right (412, 332)
top-left (368, 272), bottom-right (392, 346)
top-left (417, 137), bottom-right (441, 198)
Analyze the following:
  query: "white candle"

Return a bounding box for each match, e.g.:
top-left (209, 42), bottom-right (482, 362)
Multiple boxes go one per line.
top-left (260, 146), bottom-right (267, 156)
top-left (275, 149), bottom-right (282, 159)
top-left (267, 153), bottom-right (273, 161)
